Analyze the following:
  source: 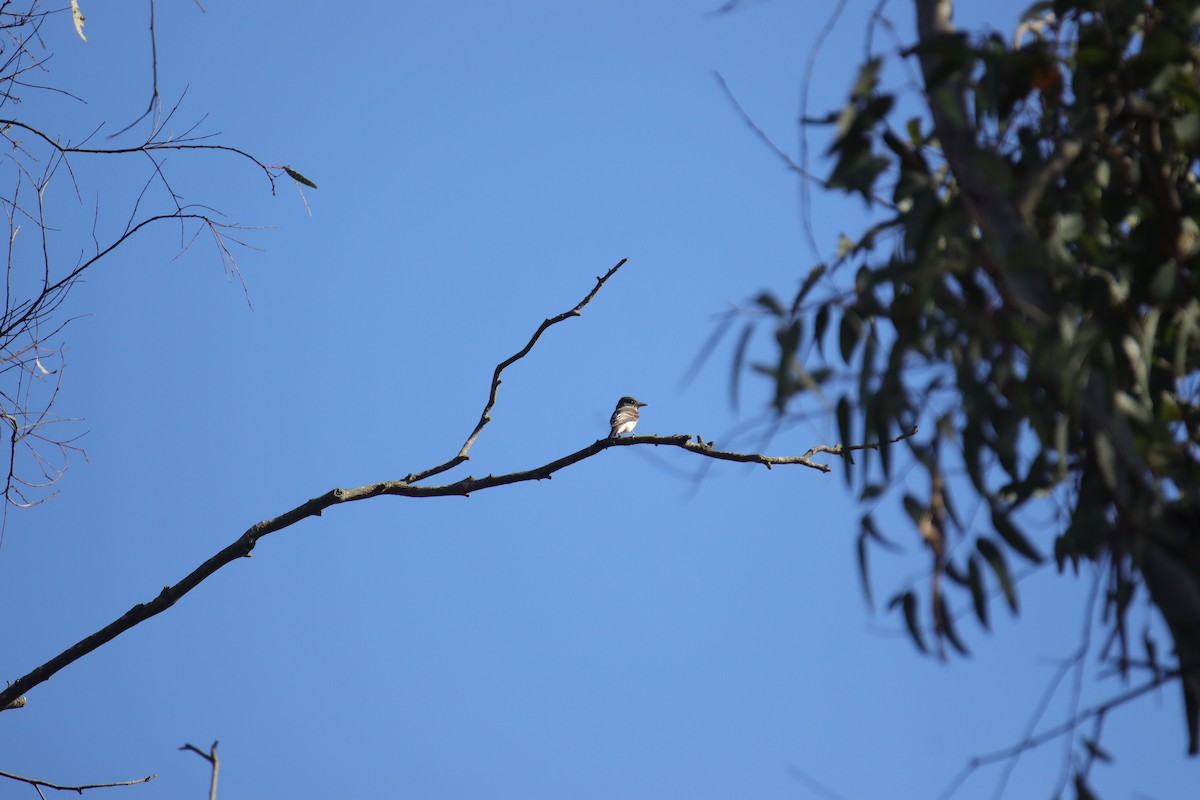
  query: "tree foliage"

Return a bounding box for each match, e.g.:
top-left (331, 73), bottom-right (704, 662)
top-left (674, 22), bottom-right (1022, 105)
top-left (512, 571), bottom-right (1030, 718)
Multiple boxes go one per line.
top-left (739, 0), bottom-right (1200, 769)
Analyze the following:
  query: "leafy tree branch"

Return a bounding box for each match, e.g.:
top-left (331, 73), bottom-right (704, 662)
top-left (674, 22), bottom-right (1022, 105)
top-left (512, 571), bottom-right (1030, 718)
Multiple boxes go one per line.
top-left (730, 0), bottom-right (1200, 782)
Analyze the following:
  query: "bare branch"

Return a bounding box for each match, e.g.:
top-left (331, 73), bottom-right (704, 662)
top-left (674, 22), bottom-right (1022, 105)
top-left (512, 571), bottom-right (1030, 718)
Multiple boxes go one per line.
top-left (0, 6), bottom-right (299, 512)
top-left (0, 768), bottom-right (155, 793)
top-left (800, 424), bottom-right (917, 462)
top-left (405, 257), bottom-right (630, 484)
top-left (180, 741), bottom-right (219, 800)
top-left (0, 259), bottom-right (898, 712)
top-left (713, 71), bottom-right (807, 176)
top-left (936, 671), bottom-right (1180, 800)
top-left (2, 679), bottom-right (25, 709)
top-left (0, 431), bottom-right (847, 710)
top-left (0, 118), bottom-right (282, 194)
top-left (108, 0), bottom-right (161, 139)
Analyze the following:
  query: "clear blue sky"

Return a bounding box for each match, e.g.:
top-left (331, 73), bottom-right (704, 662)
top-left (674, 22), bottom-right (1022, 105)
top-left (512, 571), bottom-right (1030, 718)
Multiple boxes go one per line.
top-left (0, 1), bottom-right (1194, 798)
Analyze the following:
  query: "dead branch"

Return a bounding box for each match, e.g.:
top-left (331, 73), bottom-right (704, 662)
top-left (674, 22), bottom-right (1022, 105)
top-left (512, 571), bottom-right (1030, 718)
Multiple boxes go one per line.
top-left (180, 741), bottom-right (219, 800)
top-left (0, 262), bottom-right (894, 713)
top-left (0, 118), bottom-right (281, 193)
top-left (405, 257), bottom-right (630, 484)
top-left (0, 768), bottom-right (155, 793)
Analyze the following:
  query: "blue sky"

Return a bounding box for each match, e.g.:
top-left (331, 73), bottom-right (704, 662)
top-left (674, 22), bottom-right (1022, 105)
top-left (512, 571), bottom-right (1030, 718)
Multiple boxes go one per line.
top-left (0, 1), bottom-right (1195, 797)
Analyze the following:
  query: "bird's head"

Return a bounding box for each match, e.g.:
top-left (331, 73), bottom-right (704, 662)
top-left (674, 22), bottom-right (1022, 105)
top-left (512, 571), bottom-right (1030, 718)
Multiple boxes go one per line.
top-left (618, 396), bottom-right (647, 408)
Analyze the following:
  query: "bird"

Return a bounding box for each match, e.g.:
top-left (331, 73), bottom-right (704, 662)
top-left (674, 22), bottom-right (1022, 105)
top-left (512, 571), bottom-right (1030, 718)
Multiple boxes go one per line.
top-left (609, 396), bottom-right (648, 438)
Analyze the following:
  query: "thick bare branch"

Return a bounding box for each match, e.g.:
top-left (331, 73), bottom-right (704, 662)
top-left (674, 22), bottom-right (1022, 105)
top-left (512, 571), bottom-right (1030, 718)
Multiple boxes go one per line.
top-left (0, 250), bottom-right (904, 711)
top-left (0, 428), bottom-right (852, 710)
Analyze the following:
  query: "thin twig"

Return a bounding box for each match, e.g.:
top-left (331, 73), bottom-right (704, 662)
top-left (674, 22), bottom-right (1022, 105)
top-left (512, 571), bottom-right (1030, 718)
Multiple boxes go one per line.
top-left (936, 670), bottom-right (1180, 800)
top-left (800, 424), bottom-right (918, 461)
top-left (0, 768), bottom-right (155, 793)
top-left (712, 71), bottom-right (809, 176)
top-left (109, 0), bottom-right (161, 139)
top-left (799, 0), bottom-right (853, 261)
top-left (404, 257), bottom-right (630, 484)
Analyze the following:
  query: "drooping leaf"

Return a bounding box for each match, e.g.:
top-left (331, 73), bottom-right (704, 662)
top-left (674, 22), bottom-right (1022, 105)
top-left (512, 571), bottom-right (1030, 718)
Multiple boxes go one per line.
top-left (812, 304), bottom-right (831, 358)
top-left (839, 310), bottom-right (863, 364)
top-left (943, 559), bottom-right (968, 586)
top-left (857, 520), bottom-right (875, 608)
top-left (837, 395), bottom-right (853, 483)
top-left (1092, 431), bottom-right (1118, 492)
top-left (902, 493), bottom-right (926, 527)
top-left (967, 555), bottom-right (990, 630)
top-left (776, 318), bottom-right (802, 356)
top-left (977, 537), bottom-right (1018, 614)
top-left (859, 482), bottom-right (886, 502)
top-left (937, 592), bottom-right (970, 655)
top-left (729, 322), bottom-right (755, 412)
top-left (858, 324), bottom-right (878, 411)
top-left (861, 512), bottom-right (902, 551)
top-left (889, 589), bottom-right (927, 654)
top-left (794, 264), bottom-right (827, 308)
top-left (990, 504), bottom-right (1043, 563)
top-left (284, 167), bottom-right (319, 189)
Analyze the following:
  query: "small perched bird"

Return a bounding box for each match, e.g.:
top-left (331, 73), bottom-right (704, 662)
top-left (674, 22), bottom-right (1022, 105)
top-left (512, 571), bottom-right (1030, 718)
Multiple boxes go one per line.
top-left (609, 396), bottom-right (648, 438)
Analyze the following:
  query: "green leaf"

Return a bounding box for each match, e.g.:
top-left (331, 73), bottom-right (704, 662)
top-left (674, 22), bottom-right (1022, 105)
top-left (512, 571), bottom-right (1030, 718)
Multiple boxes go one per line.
top-left (943, 559), bottom-right (968, 586)
top-left (889, 590), bottom-right (927, 654)
top-left (857, 520), bottom-right (874, 608)
top-left (902, 493), bottom-right (926, 527)
top-left (1091, 431), bottom-right (1117, 493)
top-left (795, 264), bottom-right (827, 307)
top-left (729, 322), bottom-right (755, 412)
top-left (937, 592), bottom-right (970, 655)
top-left (284, 166), bottom-right (318, 188)
top-left (905, 116), bottom-right (923, 144)
top-left (967, 555), bottom-right (990, 629)
top-left (827, 150), bottom-right (892, 200)
top-left (776, 318), bottom-right (802, 355)
top-left (861, 513), bottom-right (902, 551)
top-left (837, 395), bottom-right (853, 483)
top-left (990, 505), bottom-right (1043, 563)
top-left (813, 304), bottom-right (831, 358)
top-left (859, 482), bottom-right (886, 502)
top-left (977, 537), bottom-right (1018, 614)
top-left (753, 292), bottom-right (782, 316)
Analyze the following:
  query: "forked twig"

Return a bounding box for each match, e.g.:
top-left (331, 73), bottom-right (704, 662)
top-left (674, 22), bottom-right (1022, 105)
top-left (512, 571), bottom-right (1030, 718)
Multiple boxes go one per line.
top-left (405, 257), bottom-right (629, 484)
top-left (180, 741), bottom-right (220, 800)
